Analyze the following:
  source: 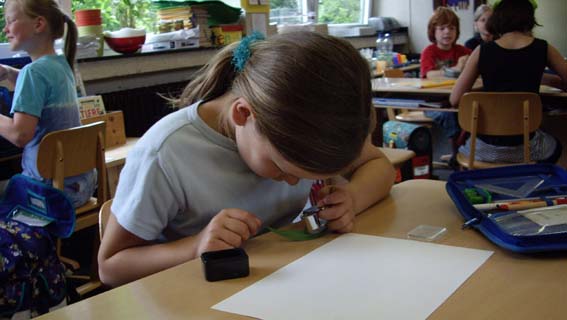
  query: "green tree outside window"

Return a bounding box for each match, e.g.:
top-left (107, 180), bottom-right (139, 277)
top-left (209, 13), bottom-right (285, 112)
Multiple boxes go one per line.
top-left (0, 0), bottom-right (156, 44)
top-left (319, 0), bottom-right (361, 24)
top-left (73, 0), bottom-right (156, 32)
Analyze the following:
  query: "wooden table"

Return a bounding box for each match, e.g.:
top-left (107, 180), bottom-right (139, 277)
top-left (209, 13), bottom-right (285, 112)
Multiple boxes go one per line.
top-left (378, 146), bottom-right (415, 168)
top-left (372, 63), bottom-right (421, 78)
top-left (105, 137), bottom-right (139, 197)
top-left (371, 78), bottom-right (567, 168)
top-left (372, 77), bottom-right (565, 97)
top-left (37, 179), bottom-right (567, 320)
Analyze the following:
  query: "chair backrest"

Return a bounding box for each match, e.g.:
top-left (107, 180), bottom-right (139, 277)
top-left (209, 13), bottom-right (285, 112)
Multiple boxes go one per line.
top-left (81, 111), bottom-right (127, 149)
top-left (458, 92), bottom-right (542, 168)
top-left (99, 199), bottom-right (113, 239)
top-left (37, 121), bottom-right (107, 206)
top-left (384, 68), bottom-right (404, 78)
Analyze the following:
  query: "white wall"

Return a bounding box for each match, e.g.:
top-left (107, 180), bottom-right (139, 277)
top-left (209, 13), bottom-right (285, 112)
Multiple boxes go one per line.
top-left (533, 0), bottom-right (567, 57)
top-left (373, 0), bottom-right (473, 54)
top-left (374, 0), bottom-right (567, 56)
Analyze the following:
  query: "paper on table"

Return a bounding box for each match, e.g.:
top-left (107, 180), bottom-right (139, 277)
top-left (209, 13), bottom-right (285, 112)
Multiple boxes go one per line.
top-left (213, 233), bottom-right (493, 320)
top-left (392, 79), bottom-right (456, 89)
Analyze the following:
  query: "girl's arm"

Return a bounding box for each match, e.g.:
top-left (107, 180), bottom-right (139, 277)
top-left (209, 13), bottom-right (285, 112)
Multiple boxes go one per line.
top-left (450, 47), bottom-right (480, 107)
top-left (545, 44), bottom-right (567, 91)
top-left (0, 65), bottom-right (20, 86)
top-left (98, 208), bottom-right (261, 287)
top-left (317, 137), bottom-right (395, 233)
top-left (0, 112), bottom-right (38, 147)
top-left (343, 139), bottom-right (395, 214)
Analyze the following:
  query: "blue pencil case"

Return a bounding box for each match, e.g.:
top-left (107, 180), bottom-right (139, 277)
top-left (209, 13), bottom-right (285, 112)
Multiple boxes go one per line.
top-left (446, 164), bottom-right (567, 253)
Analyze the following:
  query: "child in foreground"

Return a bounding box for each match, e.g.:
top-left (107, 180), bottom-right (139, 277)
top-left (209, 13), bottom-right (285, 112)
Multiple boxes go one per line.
top-left (98, 31), bottom-right (396, 286)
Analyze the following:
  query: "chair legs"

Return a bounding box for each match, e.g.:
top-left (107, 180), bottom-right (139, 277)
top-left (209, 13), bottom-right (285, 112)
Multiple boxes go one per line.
top-left (58, 226), bottom-right (103, 297)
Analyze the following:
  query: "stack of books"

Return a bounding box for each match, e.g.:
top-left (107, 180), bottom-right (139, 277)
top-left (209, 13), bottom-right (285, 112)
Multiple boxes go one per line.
top-left (191, 6), bottom-right (212, 47)
top-left (156, 6), bottom-right (193, 33)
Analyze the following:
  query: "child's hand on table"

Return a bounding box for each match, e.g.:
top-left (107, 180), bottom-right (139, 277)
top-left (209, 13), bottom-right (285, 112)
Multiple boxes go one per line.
top-left (316, 185), bottom-right (356, 233)
top-left (195, 209), bottom-right (262, 256)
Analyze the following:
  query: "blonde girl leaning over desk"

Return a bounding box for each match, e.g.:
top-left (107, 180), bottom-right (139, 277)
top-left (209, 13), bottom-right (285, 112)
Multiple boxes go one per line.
top-left (0, 0), bottom-right (95, 207)
top-left (450, 0), bottom-right (567, 164)
top-left (98, 31), bottom-right (396, 287)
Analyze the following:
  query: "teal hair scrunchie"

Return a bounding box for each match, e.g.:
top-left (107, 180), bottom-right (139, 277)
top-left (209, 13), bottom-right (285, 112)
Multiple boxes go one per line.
top-left (231, 32), bottom-right (265, 72)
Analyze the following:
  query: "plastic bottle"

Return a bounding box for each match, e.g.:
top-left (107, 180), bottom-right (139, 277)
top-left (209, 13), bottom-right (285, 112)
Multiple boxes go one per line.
top-left (383, 33), bottom-right (394, 53)
top-left (382, 33), bottom-right (394, 66)
top-left (376, 33), bottom-right (394, 65)
top-left (376, 33), bottom-right (387, 54)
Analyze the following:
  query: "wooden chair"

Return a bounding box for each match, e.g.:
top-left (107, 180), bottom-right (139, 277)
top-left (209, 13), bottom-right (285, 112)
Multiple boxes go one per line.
top-left (383, 69), bottom-right (434, 125)
top-left (99, 199), bottom-right (113, 240)
top-left (36, 121), bottom-right (108, 296)
top-left (82, 110), bottom-right (140, 198)
top-left (456, 92), bottom-right (542, 169)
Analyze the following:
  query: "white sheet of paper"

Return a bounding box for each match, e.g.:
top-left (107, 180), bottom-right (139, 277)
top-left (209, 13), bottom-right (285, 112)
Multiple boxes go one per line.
top-left (213, 233), bottom-right (493, 320)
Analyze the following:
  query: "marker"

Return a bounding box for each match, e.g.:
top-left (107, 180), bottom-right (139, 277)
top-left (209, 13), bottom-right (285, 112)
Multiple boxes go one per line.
top-left (474, 197), bottom-right (567, 211)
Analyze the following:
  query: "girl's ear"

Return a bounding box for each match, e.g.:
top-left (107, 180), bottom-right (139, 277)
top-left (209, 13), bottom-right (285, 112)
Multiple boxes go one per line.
top-left (34, 16), bottom-right (48, 34)
top-left (231, 97), bottom-right (253, 126)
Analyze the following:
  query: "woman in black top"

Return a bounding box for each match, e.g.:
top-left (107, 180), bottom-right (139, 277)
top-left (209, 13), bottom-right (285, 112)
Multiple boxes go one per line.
top-left (450, 0), bottom-right (567, 164)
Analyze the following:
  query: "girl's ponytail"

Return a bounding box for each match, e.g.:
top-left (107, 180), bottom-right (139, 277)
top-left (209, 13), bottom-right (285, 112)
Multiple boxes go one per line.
top-left (63, 14), bottom-right (78, 70)
top-left (175, 43), bottom-right (239, 108)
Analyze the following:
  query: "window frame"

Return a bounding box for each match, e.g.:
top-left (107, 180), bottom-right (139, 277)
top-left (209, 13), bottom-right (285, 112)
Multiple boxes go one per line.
top-left (270, 0), bottom-right (371, 26)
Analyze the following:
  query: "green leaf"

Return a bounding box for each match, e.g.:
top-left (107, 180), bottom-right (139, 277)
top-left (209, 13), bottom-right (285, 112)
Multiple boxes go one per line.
top-left (268, 227), bottom-right (328, 241)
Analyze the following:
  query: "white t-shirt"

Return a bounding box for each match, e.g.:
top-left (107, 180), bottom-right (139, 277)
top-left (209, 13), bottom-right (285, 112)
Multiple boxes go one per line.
top-left (112, 101), bottom-right (312, 241)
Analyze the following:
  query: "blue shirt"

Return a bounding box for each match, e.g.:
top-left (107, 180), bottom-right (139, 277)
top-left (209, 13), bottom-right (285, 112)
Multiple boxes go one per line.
top-left (11, 55), bottom-right (95, 207)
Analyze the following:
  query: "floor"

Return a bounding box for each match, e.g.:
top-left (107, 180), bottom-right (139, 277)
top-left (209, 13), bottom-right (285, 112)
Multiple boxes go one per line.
top-left (430, 125), bottom-right (458, 181)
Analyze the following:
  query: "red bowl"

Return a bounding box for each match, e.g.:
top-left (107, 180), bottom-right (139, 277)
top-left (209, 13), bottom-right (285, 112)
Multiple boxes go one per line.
top-left (104, 35), bottom-right (146, 54)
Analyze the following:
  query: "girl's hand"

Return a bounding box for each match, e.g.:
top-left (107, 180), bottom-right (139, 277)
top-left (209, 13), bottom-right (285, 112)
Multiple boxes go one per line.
top-left (316, 185), bottom-right (356, 233)
top-left (194, 209), bottom-right (262, 257)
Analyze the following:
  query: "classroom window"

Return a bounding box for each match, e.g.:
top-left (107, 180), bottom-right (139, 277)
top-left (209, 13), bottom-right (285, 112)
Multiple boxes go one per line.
top-left (269, 0), bottom-right (370, 25)
top-left (72, 0), bottom-right (156, 33)
top-left (0, 0), bottom-right (156, 43)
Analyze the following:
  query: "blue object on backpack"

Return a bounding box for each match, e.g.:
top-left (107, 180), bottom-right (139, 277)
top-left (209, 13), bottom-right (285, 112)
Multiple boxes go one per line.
top-left (0, 174), bottom-right (76, 238)
top-left (0, 174), bottom-right (75, 316)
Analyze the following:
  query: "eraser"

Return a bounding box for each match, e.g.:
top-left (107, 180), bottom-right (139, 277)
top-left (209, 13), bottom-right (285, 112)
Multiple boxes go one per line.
top-left (201, 248), bottom-right (249, 282)
top-left (407, 225), bottom-right (447, 242)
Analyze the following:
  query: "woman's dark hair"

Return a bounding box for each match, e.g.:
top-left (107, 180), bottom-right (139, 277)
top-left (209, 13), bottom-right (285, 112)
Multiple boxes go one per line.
top-left (487, 0), bottom-right (540, 36)
top-left (177, 31), bottom-right (374, 174)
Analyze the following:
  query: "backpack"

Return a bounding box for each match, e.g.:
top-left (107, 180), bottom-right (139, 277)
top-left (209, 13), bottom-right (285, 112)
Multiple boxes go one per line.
top-left (0, 174), bottom-right (76, 318)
